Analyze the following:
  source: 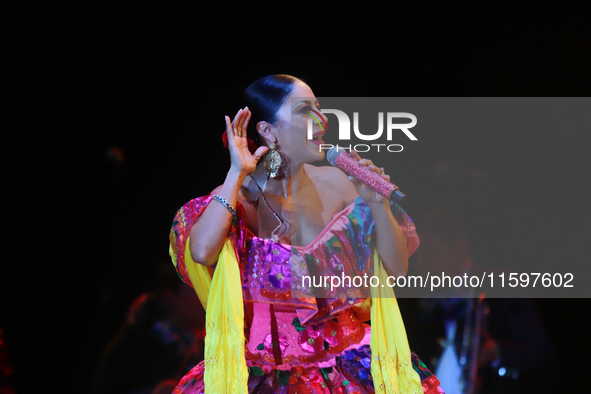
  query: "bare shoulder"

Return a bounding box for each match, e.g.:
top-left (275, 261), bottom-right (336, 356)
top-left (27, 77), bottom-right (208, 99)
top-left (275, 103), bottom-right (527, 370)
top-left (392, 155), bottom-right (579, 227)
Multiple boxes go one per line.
top-left (305, 165), bottom-right (358, 204)
top-left (306, 165), bottom-right (347, 183)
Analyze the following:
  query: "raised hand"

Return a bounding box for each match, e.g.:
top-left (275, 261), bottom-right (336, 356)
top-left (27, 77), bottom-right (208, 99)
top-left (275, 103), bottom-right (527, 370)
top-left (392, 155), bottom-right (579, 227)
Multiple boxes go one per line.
top-left (225, 107), bottom-right (269, 176)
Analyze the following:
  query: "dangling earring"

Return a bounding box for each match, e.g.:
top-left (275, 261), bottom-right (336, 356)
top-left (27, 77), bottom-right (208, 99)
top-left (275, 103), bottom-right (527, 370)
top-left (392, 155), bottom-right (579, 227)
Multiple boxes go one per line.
top-left (263, 142), bottom-right (282, 178)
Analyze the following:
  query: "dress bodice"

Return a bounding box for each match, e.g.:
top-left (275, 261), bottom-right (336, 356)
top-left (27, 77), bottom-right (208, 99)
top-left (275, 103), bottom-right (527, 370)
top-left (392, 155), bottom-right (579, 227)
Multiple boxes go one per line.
top-left (241, 199), bottom-right (373, 325)
top-left (241, 201), bottom-right (373, 370)
top-left (169, 194), bottom-right (419, 371)
top-left (169, 193), bottom-right (447, 393)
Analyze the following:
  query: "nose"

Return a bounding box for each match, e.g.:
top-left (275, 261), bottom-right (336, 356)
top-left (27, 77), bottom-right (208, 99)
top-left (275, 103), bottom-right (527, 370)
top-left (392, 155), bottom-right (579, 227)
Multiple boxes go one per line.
top-left (318, 110), bottom-right (328, 126)
top-left (311, 108), bottom-right (328, 130)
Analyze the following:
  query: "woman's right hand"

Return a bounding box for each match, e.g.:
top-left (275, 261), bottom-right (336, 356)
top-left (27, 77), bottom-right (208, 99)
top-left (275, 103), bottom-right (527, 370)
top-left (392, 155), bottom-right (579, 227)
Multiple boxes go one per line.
top-left (190, 108), bottom-right (268, 266)
top-left (225, 107), bottom-right (269, 176)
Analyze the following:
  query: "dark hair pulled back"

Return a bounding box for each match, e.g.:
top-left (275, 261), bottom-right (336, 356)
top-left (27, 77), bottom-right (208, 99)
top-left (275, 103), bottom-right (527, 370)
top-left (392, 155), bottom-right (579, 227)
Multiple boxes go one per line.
top-left (243, 74), bottom-right (300, 146)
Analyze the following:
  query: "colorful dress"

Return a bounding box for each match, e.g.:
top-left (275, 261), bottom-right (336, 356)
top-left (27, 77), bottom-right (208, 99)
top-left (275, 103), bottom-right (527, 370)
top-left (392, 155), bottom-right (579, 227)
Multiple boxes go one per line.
top-left (169, 194), bottom-right (444, 394)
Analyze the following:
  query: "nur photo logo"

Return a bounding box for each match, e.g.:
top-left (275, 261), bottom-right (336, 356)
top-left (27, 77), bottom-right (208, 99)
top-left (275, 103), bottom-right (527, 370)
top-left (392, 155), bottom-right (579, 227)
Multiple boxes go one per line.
top-left (305, 105), bottom-right (418, 153)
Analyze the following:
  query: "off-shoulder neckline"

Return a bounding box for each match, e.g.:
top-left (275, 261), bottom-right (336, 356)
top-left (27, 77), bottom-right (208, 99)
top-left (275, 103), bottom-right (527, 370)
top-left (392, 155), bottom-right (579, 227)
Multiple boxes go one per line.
top-left (243, 197), bottom-right (362, 250)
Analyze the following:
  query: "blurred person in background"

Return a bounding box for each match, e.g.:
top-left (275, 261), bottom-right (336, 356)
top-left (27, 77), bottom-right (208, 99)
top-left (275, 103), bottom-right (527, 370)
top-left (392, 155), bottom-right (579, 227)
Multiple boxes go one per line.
top-left (0, 324), bottom-right (16, 394)
top-left (400, 208), bottom-right (553, 394)
top-left (89, 263), bottom-right (205, 394)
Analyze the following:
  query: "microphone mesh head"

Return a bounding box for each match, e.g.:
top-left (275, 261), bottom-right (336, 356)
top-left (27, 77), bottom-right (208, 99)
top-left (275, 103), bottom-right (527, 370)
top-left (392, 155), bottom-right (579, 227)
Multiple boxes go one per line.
top-left (327, 146), bottom-right (346, 166)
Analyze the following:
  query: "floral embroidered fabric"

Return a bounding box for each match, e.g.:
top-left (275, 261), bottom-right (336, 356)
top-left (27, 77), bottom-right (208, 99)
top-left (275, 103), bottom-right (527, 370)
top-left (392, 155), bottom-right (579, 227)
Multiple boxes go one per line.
top-left (169, 195), bottom-right (443, 393)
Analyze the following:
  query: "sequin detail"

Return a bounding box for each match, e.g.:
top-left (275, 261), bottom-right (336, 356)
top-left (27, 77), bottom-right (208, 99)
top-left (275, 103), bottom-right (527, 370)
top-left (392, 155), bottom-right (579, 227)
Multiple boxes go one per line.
top-left (173, 346), bottom-right (443, 393)
top-left (168, 195), bottom-right (441, 393)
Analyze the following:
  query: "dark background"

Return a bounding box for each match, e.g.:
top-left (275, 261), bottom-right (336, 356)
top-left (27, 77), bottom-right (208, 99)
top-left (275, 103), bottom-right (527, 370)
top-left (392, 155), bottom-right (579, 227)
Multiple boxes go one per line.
top-left (3, 3), bottom-right (590, 392)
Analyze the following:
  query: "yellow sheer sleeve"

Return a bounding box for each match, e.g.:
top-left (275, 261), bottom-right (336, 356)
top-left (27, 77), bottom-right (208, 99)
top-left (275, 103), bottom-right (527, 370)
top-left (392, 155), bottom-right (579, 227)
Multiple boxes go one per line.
top-left (182, 236), bottom-right (214, 311)
top-left (183, 236), bottom-right (249, 393)
top-left (370, 248), bottom-right (423, 393)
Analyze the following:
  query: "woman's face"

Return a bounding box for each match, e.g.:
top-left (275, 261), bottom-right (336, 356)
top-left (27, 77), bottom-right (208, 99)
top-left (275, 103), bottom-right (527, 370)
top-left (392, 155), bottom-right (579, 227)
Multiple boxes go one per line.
top-left (270, 81), bottom-right (328, 167)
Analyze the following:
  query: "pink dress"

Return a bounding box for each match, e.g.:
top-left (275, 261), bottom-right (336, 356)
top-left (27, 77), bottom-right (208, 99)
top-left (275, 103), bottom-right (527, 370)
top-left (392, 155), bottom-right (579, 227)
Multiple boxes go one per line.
top-left (169, 195), bottom-right (444, 394)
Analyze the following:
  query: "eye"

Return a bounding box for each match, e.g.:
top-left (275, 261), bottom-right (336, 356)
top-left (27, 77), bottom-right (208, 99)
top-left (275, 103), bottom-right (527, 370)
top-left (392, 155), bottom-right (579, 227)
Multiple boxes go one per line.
top-left (300, 106), bottom-right (312, 114)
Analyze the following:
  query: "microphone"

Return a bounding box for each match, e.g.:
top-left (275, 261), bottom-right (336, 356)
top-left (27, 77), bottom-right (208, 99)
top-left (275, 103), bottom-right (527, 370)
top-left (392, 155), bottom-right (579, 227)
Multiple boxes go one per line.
top-left (326, 146), bottom-right (406, 204)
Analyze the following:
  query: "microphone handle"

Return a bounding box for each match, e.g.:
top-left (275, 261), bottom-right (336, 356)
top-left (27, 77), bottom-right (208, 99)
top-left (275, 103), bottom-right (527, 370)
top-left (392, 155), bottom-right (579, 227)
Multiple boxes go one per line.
top-left (334, 152), bottom-right (406, 204)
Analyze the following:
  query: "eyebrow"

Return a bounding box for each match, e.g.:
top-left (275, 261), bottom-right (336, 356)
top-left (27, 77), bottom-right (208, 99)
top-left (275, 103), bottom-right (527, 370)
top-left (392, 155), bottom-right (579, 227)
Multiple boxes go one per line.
top-left (292, 99), bottom-right (320, 109)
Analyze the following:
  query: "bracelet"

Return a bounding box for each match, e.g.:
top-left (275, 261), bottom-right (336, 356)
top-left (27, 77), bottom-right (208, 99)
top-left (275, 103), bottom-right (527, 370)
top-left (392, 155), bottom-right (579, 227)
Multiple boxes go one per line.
top-left (210, 194), bottom-right (236, 217)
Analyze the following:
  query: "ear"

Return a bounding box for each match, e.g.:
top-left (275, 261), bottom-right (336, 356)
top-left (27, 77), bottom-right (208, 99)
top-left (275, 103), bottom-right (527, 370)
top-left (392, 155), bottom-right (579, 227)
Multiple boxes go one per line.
top-left (257, 121), bottom-right (277, 146)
